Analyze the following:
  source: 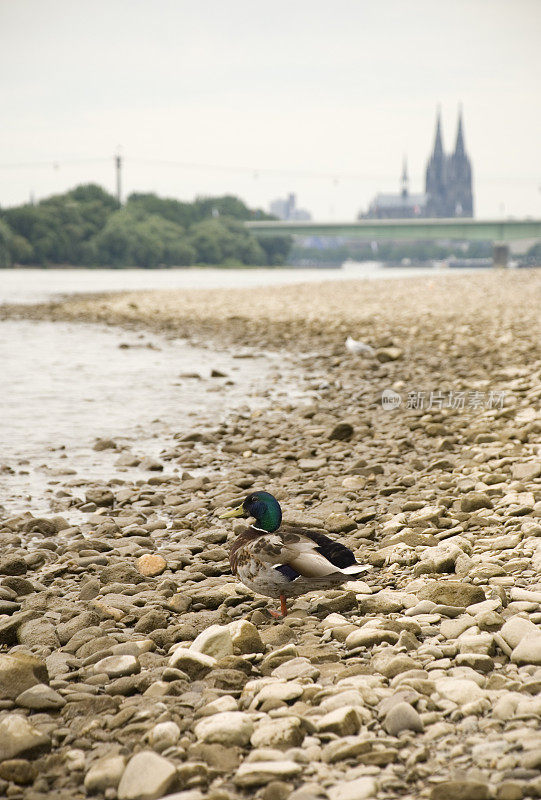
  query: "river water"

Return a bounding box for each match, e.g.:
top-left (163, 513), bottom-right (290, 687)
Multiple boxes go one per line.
top-left (0, 262), bottom-right (446, 305)
top-left (0, 265), bottom-right (443, 514)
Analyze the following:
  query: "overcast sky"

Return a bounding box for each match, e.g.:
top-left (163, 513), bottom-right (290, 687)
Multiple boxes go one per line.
top-left (1, 0), bottom-right (540, 219)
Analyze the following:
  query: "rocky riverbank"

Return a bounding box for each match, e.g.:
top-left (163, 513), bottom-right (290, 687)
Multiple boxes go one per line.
top-left (1, 270), bottom-right (541, 800)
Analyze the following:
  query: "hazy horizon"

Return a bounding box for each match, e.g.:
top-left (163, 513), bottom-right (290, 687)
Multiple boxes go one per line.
top-left (1, 0), bottom-right (540, 219)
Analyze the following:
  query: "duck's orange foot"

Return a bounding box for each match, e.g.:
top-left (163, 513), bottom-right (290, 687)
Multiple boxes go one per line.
top-left (269, 595), bottom-right (288, 618)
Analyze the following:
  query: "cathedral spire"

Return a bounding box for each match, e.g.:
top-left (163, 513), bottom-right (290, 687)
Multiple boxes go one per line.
top-left (401, 155), bottom-right (409, 198)
top-left (454, 105), bottom-right (465, 157)
top-left (432, 107), bottom-right (444, 158)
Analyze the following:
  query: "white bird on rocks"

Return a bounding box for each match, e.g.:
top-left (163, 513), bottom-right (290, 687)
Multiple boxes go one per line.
top-left (345, 336), bottom-right (375, 356)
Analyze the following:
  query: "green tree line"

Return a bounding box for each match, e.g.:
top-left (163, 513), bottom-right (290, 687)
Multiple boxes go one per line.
top-left (0, 185), bottom-right (291, 268)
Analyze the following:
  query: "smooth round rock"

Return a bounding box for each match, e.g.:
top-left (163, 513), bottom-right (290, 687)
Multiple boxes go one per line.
top-left (384, 702), bottom-right (424, 736)
top-left (0, 759), bottom-right (37, 785)
top-left (234, 761), bottom-right (303, 787)
top-left (15, 683), bottom-right (66, 710)
top-left (0, 715), bottom-right (51, 761)
top-left (328, 777), bottom-right (378, 800)
top-left (136, 554), bottom-right (167, 577)
top-left (194, 711), bottom-right (254, 746)
top-left (149, 721), bottom-right (180, 752)
top-left (92, 655), bottom-right (140, 678)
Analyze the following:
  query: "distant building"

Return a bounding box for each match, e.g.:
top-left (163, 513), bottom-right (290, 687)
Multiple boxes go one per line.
top-left (270, 192), bottom-right (311, 221)
top-left (364, 158), bottom-right (427, 219)
top-left (361, 108), bottom-right (474, 219)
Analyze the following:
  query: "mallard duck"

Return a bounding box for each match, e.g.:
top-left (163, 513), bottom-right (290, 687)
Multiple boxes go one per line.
top-left (219, 491), bottom-right (370, 617)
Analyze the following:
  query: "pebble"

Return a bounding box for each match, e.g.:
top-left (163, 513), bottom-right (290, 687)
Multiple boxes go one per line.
top-left (328, 777), bottom-right (378, 800)
top-left (460, 492), bottom-right (493, 512)
top-left (15, 683), bottom-right (66, 710)
top-left (322, 736), bottom-right (372, 763)
top-left (0, 652), bottom-right (49, 700)
top-left (190, 624), bottom-right (234, 659)
top-left (229, 619), bottom-right (265, 653)
top-left (93, 655), bottom-right (140, 678)
top-left (84, 754), bottom-right (127, 792)
top-left (194, 711), bottom-right (254, 746)
top-left (435, 677), bottom-right (485, 705)
top-left (316, 706), bottom-right (362, 736)
top-left (511, 635), bottom-right (541, 665)
top-left (271, 657), bottom-right (320, 681)
top-left (251, 717), bottom-right (305, 748)
top-left (0, 759), bottom-right (37, 785)
top-left (136, 553), bottom-right (167, 577)
top-left (384, 701), bottom-right (424, 735)
top-left (417, 581), bottom-right (485, 607)
top-left (0, 714), bottom-right (51, 761)
top-left (431, 781), bottom-right (490, 800)
top-left (168, 648), bottom-right (216, 679)
top-left (345, 628), bottom-right (399, 648)
top-left (234, 760), bottom-right (303, 786)
top-left (501, 617), bottom-right (541, 649)
top-left (117, 751), bottom-right (177, 800)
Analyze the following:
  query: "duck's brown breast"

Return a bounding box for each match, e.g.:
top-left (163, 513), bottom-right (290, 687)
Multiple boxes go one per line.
top-left (229, 527), bottom-right (266, 574)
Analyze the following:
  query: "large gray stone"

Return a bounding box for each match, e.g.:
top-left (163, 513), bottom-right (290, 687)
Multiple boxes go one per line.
top-left (168, 648), bottom-right (216, 679)
top-left (500, 617), bottom-right (541, 649)
top-left (0, 715), bottom-right (51, 761)
top-left (15, 684), bottom-right (65, 710)
top-left (17, 618), bottom-right (59, 648)
top-left (384, 702), bottom-right (424, 736)
top-left (345, 628), bottom-right (399, 649)
top-left (315, 706), bottom-right (362, 736)
top-left (435, 678), bottom-right (484, 706)
top-left (511, 635), bottom-right (541, 665)
top-left (431, 781), bottom-right (490, 800)
top-left (460, 493), bottom-right (493, 512)
top-left (512, 462), bottom-right (541, 481)
top-left (417, 581), bottom-right (485, 608)
top-left (0, 555), bottom-right (27, 575)
top-left (250, 717), bottom-right (305, 749)
top-left (57, 611), bottom-right (100, 645)
top-left (0, 653), bottom-right (49, 700)
top-left (234, 761), bottom-right (302, 787)
top-left (117, 751), bottom-right (176, 800)
top-left (194, 712), bottom-right (253, 746)
top-left (322, 736), bottom-right (372, 763)
top-left (229, 620), bottom-right (264, 653)
top-left (92, 655), bottom-right (140, 679)
top-left (149, 722), bottom-right (180, 752)
top-left (328, 777), bottom-right (378, 800)
top-left (190, 625), bottom-right (233, 659)
top-left (84, 754), bottom-right (126, 793)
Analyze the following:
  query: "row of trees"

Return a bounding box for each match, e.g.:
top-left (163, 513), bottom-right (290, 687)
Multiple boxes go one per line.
top-left (0, 185), bottom-right (291, 268)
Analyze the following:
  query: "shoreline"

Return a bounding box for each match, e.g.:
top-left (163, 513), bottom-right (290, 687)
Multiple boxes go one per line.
top-left (2, 269), bottom-right (539, 348)
top-left (1, 270), bottom-right (541, 798)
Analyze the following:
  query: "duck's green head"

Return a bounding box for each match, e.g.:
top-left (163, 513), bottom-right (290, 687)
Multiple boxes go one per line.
top-left (219, 491), bottom-right (282, 533)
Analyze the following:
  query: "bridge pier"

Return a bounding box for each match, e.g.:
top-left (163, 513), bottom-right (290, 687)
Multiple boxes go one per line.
top-left (493, 243), bottom-right (510, 268)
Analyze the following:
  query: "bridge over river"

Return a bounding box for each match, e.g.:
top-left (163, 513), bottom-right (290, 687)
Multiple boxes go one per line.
top-left (245, 218), bottom-right (541, 266)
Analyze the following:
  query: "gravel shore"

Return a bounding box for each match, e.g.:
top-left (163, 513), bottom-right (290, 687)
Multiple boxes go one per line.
top-left (1, 270), bottom-right (541, 800)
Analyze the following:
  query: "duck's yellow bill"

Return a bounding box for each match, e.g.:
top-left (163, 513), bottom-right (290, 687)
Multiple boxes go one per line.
top-left (219, 504), bottom-right (245, 519)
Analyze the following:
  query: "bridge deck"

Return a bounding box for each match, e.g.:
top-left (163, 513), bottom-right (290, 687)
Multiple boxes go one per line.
top-left (245, 218), bottom-right (541, 241)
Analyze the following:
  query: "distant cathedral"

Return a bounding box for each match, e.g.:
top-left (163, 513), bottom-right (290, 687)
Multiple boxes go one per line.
top-left (362, 108), bottom-right (474, 219)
